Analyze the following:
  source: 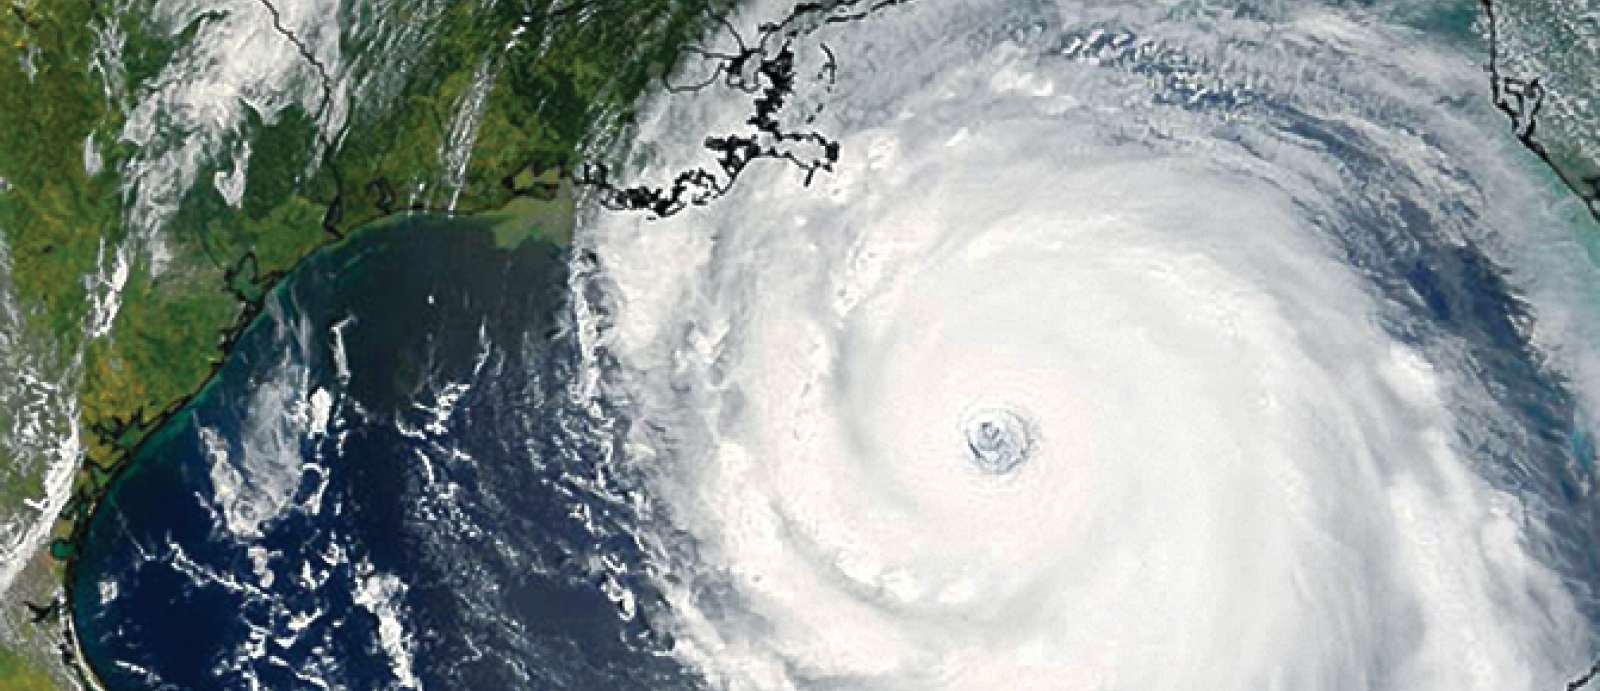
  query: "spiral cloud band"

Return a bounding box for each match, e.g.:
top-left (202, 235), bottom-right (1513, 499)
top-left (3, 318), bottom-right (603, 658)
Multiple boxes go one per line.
top-left (578, 0), bottom-right (1600, 689)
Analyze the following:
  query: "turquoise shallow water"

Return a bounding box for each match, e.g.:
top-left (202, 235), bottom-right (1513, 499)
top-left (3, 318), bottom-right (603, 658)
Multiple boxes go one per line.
top-left (61, 0), bottom-right (1600, 687)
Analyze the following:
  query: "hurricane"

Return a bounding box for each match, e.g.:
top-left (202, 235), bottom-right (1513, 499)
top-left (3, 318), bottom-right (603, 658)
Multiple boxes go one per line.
top-left (578, 0), bottom-right (1600, 689)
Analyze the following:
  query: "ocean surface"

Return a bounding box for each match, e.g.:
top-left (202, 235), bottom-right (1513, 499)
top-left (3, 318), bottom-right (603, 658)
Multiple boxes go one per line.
top-left (70, 219), bottom-right (693, 690)
top-left (66, 0), bottom-right (1600, 689)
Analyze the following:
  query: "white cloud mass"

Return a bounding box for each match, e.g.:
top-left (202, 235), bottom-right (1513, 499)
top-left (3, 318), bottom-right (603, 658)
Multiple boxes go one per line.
top-left (579, 0), bottom-right (1600, 689)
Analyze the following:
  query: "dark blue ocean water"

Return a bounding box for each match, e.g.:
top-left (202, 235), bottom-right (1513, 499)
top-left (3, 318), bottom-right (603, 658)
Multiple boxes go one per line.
top-left (70, 218), bottom-right (697, 691)
top-left (61, 24), bottom-right (1600, 687)
top-left (64, 207), bottom-right (1600, 690)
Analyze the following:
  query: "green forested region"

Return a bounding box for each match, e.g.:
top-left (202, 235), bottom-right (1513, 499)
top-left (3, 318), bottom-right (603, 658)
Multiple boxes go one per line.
top-left (0, 0), bottom-right (723, 685)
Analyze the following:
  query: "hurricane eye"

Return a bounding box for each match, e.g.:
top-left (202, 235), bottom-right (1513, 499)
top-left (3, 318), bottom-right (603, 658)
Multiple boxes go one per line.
top-left (963, 408), bottom-right (1032, 474)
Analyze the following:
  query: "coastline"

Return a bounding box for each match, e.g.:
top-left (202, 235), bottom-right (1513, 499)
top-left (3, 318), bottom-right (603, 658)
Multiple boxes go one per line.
top-left (56, 189), bottom-right (573, 689)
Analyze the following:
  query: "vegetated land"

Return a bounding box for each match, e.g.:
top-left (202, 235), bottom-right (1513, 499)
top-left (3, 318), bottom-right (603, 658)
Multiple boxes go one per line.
top-left (0, 0), bottom-right (725, 685)
top-left (1479, 0), bottom-right (1600, 226)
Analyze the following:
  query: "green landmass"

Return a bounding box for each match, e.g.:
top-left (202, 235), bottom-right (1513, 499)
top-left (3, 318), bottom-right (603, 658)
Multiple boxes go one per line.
top-left (0, 0), bottom-right (1596, 688)
top-left (1480, 0), bottom-right (1600, 221)
top-left (0, 0), bottom-right (725, 686)
top-left (0, 643), bottom-right (55, 691)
